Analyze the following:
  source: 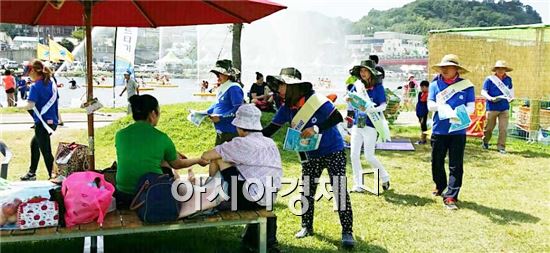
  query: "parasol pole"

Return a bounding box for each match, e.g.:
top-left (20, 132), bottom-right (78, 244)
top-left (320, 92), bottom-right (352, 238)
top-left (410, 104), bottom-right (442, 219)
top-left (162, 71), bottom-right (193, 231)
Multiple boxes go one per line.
top-left (113, 27), bottom-right (117, 108)
top-left (84, 0), bottom-right (95, 170)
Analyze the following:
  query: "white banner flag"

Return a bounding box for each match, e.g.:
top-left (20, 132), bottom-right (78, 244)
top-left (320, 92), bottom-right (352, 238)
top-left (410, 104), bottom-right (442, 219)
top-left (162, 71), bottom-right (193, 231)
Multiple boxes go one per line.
top-left (115, 27), bottom-right (138, 86)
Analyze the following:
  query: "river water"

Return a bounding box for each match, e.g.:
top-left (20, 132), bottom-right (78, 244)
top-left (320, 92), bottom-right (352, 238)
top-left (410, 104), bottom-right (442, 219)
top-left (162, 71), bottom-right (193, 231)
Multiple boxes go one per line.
top-left (2, 76), bottom-right (405, 109)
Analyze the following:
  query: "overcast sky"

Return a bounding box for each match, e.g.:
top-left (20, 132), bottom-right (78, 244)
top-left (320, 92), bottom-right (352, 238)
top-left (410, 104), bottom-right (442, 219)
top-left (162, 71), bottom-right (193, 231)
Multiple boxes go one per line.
top-left (276, 0), bottom-right (549, 23)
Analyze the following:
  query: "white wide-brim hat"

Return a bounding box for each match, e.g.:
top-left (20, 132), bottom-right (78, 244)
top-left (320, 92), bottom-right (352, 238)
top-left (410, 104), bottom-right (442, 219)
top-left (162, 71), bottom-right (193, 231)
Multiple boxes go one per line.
top-left (492, 60), bottom-right (513, 72)
top-left (210, 59), bottom-right (240, 77)
top-left (232, 104), bottom-right (263, 131)
top-left (431, 54), bottom-right (470, 74)
top-left (266, 67), bottom-right (303, 86)
top-left (210, 66), bottom-right (240, 77)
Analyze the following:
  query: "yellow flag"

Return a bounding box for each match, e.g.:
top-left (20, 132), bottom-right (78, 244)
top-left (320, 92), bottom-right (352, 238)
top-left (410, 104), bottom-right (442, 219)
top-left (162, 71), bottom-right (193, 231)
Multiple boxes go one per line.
top-left (48, 39), bottom-right (74, 63)
top-left (36, 43), bottom-right (50, 61)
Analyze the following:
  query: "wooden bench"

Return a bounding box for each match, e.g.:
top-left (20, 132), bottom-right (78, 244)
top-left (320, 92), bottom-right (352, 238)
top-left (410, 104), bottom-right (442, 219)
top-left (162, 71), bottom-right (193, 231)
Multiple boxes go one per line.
top-left (0, 209), bottom-right (274, 253)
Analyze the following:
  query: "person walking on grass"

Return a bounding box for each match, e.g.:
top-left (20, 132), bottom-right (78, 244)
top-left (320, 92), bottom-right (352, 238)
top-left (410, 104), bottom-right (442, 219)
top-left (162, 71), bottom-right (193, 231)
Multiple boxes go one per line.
top-left (403, 74), bottom-right (418, 111)
top-left (481, 60), bottom-right (514, 154)
top-left (347, 60), bottom-right (391, 193)
top-left (20, 60), bottom-right (59, 181)
top-left (1, 69), bottom-right (16, 107)
top-left (119, 70), bottom-right (139, 114)
top-left (428, 54), bottom-right (475, 210)
top-left (17, 74), bottom-right (28, 100)
top-left (262, 67), bottom-right (355, 248)
top-left (415, 80), bottom-right (430, 144)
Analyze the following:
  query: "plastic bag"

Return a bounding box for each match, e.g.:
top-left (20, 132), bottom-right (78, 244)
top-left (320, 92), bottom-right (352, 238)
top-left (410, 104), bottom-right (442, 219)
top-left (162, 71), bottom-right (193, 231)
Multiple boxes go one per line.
top-left (62, 171), bottom-right (114, 228)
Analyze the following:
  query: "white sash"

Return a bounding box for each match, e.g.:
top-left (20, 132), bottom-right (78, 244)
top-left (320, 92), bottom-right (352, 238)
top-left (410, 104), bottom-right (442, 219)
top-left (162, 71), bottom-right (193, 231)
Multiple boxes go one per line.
top-left (291, 94), bottom-right (329, 131)
top-left (488, 75), bottom-right (512, 102)
top-left (434, 79), bottom-right (474, 121)
top-left (290, 94), bottom-right (330, 163)
top-left (361, 90), bottom-right (391, 142)
top-left (32, 83), bottom-right (57, 134)
top-left (435, 79), bottom-right (474, 104)
top-left (217, 81), bottom-right (241, 100)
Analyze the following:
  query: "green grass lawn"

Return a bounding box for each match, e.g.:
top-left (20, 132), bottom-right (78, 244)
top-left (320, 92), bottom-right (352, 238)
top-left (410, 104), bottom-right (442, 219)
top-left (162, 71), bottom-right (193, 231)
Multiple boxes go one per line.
top-left (1, 102), bottom-right (549, 252)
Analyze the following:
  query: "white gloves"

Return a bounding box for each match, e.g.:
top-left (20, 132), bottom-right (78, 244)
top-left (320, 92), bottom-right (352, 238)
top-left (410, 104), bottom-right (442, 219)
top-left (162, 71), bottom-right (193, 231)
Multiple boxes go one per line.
top-left (428, 100), bottom-right (439, 112)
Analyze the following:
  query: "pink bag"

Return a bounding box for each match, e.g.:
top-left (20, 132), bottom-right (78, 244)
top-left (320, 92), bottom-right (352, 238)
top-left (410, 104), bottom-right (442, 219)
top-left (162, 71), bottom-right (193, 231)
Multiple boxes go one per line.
top-left (62, 171), bottom-right (115, 228)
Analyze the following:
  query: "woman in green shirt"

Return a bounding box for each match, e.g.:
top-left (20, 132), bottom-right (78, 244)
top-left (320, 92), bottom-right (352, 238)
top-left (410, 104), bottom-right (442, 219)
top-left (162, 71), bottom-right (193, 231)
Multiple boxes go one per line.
top-left (115, 94), bottom-right (208, 208)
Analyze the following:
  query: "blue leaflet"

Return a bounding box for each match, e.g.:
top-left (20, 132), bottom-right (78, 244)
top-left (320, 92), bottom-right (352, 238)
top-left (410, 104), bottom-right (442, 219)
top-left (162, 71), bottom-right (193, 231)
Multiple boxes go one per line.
top-left (283, 128), bottom-right (322, 152)
top-left (347, 92), bottom-right (375, 111)
top-left (449, 105), bottom-right (472, 133)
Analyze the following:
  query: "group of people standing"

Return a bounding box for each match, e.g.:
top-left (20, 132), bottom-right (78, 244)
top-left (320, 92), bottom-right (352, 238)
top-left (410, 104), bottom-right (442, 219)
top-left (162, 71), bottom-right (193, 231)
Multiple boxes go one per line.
top-left (17, 54), bottom-right (515, 251)
top-left (1, 69), bottom-right (32, 107)
top-left (413, 54), bottom-right (514, 209)
top-left (113, 59), bottom-right (356, 251)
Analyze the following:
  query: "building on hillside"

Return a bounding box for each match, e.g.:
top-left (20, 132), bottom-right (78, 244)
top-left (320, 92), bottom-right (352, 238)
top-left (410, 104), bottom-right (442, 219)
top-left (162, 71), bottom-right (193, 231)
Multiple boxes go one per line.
top-left (345, 31), bottom-right (427, 60)
top-left (12, 36), bottom-right (39, 49)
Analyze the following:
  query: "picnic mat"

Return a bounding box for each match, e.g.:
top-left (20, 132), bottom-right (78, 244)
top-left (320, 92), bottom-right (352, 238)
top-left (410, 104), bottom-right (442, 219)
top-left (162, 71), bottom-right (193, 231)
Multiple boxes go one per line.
top-left (375, 138), bottom-right (415, 151)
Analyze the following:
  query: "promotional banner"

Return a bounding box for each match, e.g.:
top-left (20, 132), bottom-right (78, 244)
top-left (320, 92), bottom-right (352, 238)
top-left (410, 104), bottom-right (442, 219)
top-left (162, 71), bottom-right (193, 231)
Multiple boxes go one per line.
top-left (48, 39), bottom-right (74, 63)
top-left (467, 97), bottom-right (487, 137)
top-left (114, 27), bottom-right (138, 86)
top-left (36, 43), bottom-right (50, 61)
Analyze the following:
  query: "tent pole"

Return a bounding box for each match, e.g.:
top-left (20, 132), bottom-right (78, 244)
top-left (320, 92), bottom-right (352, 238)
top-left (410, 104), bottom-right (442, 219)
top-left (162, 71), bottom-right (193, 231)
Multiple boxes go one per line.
top-left (113, 27), bottom-right (117, 108)
top-left (84, 1), bottom-right (95, 170)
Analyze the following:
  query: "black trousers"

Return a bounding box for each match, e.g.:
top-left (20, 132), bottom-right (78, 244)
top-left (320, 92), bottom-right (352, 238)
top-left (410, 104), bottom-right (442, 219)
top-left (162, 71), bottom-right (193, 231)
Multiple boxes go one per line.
top-left (29, 123), bottom-right (57, 178)
top-left (418, 115), bottom-right (428, 132)
top-left (301, 151), bottom-right (353, 234)
top-left (221, 167), bottom-right (278, 248)
top-left (431, 134), bottom-right (466, 200)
